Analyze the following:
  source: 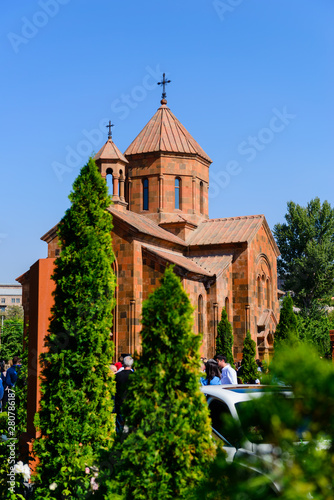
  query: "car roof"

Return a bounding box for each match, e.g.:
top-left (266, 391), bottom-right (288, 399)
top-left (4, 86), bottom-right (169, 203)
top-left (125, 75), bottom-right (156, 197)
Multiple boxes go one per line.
top-left (200, 384), bottom-right (291, 405)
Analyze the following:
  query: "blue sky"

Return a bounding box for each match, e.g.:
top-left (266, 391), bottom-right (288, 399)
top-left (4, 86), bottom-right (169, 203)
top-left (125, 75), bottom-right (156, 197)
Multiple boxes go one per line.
top-left (1, 0), bottom-right (333, 283)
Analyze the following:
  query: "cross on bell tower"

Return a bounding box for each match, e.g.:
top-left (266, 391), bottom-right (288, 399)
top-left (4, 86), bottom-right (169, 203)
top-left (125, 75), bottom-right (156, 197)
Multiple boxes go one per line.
top-left (106, 120), bottom-right (114, 139)
top-left (158, 73), bottom-right (171, 102)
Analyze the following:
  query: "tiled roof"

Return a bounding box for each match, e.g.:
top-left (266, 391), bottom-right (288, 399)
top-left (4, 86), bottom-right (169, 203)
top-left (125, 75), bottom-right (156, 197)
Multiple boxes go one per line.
top-left (108, 207), bottom-right (186, 246)
top-left (186, 215), bottom-right (265, 246)
top-left (41, 224), bottom-right (58, 243)
top-left (188, 254), bottom-right (233, 277)
top-left (94, 138), bottom-right (128, 163)
top-left (158, 213), bottom-right (199, 228)
top-left (159, 214), bottom-right (189, 224)
top-left (124, 103), bottom-right (212, 164)
top-left (142, 245), bottom-right (213, 277)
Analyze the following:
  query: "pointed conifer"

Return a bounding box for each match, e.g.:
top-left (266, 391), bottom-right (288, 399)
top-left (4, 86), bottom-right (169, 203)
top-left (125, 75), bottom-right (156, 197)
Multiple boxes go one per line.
top-left (33, 158), bottom-right (116, 498)
top-left (117, 266), bottom-right (215, 499)
top-left (216, 307), bottom-right (234, 365)
top-left (238, 331), bottom-right (258, 384)
top-left (274, 293), bottom-right (299, 350)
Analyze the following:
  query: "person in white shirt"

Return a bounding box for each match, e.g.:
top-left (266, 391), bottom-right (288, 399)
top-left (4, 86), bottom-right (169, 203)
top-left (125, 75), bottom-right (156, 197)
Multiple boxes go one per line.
top-left (215, 355), bottom-right (237, 384)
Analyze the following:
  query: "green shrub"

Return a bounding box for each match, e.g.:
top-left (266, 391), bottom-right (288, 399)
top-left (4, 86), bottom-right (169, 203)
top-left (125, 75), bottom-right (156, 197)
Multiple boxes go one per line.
top-left (33, 158), bottom-right (116, 498)
top-left (216, 308), bottom-right (234, 366)
top-left (274, 293), bottom-right (299, 350)
top-left (238, 331), bottom-right (258, 383)
top-left (116, 267), bottom-right (216, 499)
top-left (0, 319), bottom-right (23, 362)
top-left (297, 304), bottom-right (331, 358)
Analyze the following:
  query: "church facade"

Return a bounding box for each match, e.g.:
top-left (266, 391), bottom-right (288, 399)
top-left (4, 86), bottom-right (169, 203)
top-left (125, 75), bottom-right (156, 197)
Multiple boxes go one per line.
top-left (18, 93), bottom-right (280, 439)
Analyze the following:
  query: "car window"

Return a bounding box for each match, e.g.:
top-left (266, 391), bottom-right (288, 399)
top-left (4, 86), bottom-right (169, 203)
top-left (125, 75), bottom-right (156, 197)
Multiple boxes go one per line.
top-left (235, 394), bottom-right (299, 444)
top-left (208, 398), bottom-right (238, 446)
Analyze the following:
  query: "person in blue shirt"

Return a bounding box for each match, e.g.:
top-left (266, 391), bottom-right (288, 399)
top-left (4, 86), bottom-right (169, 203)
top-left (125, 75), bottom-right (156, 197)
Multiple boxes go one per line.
top-left (2, 356), bottom-right (21, 409)
top-left (0, 378), bottom-right (4, 407)
top-left (6, 356), bottom-right (20, 389)
top-left (200, 359), bottom-right (222, 386)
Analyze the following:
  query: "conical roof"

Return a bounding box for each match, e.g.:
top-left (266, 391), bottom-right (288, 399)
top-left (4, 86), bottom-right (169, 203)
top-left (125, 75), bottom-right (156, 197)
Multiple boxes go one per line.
top-left (124, 101), bottom-right (212, 164)
top-left (94, 138), bottom-right (128, 163)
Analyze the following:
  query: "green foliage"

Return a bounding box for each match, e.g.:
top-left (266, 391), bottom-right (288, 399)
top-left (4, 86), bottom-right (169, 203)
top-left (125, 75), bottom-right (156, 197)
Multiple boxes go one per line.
top-left (328, 309), bottom-right (334, 331)
top-left (274, 293), bottom-right (299, 350)
top-left (191, 344), bottom-right (334, 500)
top-left (0, 319), bottom-right (23, 363)
top-left (0, 413), bottom-right (27, 500)
top-left (190, 447), bottom-right (279, 500)
top-left (274, 198), bottom-right (334, 308)
top-left (0, 412), bottom-right (10, 496)
top-left (116, 267), bottom-right (216, 500)
top-left (216, 308), bottom-right (234, 365)
top-left (33, 158), bottom-right (116, 498)
top-left (258, 345), bottom-right (334, 499)
top-left (15, 331), bottom-right (28, 440)
top-left (297, 304), bottom-right (331, 358)
top-left (238, 331), bottom-right (258, 383)
top-left (5, 306), bottom-right (24, 321)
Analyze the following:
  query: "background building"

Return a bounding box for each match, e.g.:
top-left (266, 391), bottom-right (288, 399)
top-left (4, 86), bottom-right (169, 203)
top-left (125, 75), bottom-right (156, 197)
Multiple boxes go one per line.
top-left (0, 283), bottom-right (22, 314)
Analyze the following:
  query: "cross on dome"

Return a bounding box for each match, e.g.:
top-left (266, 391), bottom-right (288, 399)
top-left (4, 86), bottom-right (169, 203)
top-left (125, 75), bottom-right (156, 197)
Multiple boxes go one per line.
top-left (106, 120), bottom-right (114, 139)
top-left (157, 73), bottom-right (171, 103)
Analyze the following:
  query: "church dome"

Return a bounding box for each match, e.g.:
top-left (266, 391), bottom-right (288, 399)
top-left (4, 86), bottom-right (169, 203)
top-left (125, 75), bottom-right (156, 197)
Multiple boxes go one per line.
top-left (124, 101), bottom-right (212, 164)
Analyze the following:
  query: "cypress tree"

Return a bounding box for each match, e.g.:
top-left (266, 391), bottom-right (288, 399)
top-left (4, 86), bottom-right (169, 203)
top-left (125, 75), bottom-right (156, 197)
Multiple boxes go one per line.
top-left (117, 266), bottom-right (215, 500)
top-left (238, 331), bottom-right (258, 384)
top-left (215, 307), bottom-right (234, 366)
top-left (274, 293), bottom-right (299, 350)
top-left (33, 158), bottom-right (116, 498)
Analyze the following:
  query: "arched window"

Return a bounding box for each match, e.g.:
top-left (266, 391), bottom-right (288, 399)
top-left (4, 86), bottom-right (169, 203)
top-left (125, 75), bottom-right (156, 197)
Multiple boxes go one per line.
top-left (118, 169), bottom-right (123, 196)
top-left (266, 279), bottom-right (271, 309)
top-left (106, 168), bottom-right (113, 196)
top-left (175, 177), bottom-right (181, 210)
top-left (225, 297), bottom-right (229, 320)
top-left (143, 178), bottom-right (149, 210)
top-left (257, 277), bottom-right (261, 308)
top-left (198, 295), bottom-right (203, 334)
top-left (200, 181), bottom-right (204, 214)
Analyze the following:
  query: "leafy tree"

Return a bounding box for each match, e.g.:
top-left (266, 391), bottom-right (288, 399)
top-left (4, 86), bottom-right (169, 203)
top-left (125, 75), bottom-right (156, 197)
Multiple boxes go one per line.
top-left (297, 304), bottom-right (331, 358)
top-left (33, 158), bottom-right (116, 499)
top-left (274, 293), bottom-right (299, 350)
top-left (328, 309), bottom-right (334, 331)
top-left (5, 305), bottom-right (24, 320)
top-left (273, 198), bottom-right (334, 308)
top-left (238, 331), bottom-right (258, 384)
top-left (216, 308), bottom-right (234, 366)
top-left (115, 266), bottom-right (216, 500)
top-left (0, 318), bottom-right (23, 362)
top-left (15, 331), bottom-right (29, 441)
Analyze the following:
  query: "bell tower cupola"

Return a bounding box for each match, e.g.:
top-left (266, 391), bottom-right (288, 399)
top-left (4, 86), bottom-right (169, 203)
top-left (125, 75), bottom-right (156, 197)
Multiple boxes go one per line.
top-left (94, 121), bottom-right (128, 212)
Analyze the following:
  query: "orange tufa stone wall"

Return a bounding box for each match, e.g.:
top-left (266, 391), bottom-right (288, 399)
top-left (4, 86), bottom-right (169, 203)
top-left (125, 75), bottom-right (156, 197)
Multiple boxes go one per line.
top-left (126, 153), bottom-right (210, 222)
top-left (17, 258), bottom-right (56, 468)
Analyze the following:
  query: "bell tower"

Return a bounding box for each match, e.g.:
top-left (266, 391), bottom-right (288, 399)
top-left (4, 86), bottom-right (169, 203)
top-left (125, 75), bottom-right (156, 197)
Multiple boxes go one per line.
top-left (94, 121), bottom-right (128, 211)
top-left (123, 77), bottom-right (212, 230)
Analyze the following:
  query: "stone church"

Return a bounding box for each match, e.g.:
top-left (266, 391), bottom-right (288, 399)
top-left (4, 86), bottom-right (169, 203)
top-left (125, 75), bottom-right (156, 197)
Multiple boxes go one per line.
top-left (18, 90), bottom-right (280, 438)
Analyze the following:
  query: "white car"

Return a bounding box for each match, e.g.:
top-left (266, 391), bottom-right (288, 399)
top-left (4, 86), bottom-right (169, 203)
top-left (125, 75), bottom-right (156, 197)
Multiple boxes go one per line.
top-left (201, 384), bottom-right (293, 494)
